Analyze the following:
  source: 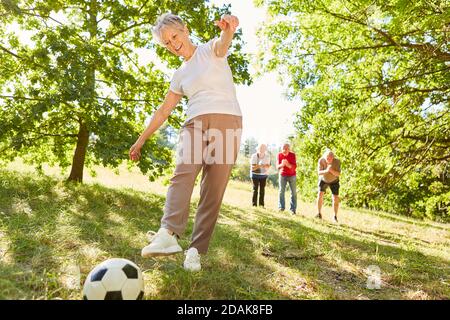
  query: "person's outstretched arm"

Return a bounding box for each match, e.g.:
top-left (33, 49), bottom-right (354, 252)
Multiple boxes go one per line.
top-left (213, 14), bottom-right (239, 58)
top-left (129, 90), bottom-right (183, 161)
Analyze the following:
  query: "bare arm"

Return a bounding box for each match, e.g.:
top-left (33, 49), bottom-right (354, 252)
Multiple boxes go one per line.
top-left (328, 167), bottom-right (341, 177)
top-left (252, 164), bottom-right (262, 172)
top-left (318, 164), bottom-right (327, 175)
top-left (130, 90), bottom-right (182, 161)
top-left (277, 164), bottom-right (283, 170)
top-left (284, 154), bottom-right (296, 170)
top-left (252, 164), bottom-right (271, 170)
top-left (318, 165), bottom-right (340, 176)
top-left (213, 15), bottom-right (239, 58)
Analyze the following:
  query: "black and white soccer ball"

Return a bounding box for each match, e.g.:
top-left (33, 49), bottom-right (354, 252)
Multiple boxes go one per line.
top-left (83, 258), bottom-right (145, 300)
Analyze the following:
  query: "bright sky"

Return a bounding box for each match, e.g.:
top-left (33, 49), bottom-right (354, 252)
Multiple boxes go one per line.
top-left (210, 0), bottom-right (298, 146)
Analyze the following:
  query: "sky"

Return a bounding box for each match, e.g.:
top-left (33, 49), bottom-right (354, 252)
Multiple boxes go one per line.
top-left (209, 0), bottom-right (298, 146)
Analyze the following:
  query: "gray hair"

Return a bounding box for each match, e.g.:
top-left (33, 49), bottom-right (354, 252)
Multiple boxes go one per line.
top-left (323, 149), bottom-right (334, 159)
top-left (257, 143), bottom-right (268, 153)
top-left (152, 13), bottom-right (186, 45)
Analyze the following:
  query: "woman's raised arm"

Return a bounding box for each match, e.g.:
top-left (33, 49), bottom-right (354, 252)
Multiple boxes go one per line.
top-left (129, 90), bottom-right (183, 161)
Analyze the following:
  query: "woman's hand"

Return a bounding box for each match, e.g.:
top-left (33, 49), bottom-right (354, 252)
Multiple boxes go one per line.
top-left (129, 142), bottom-right (143, 162)
top-left (214, 15), bottom-right (239, 33)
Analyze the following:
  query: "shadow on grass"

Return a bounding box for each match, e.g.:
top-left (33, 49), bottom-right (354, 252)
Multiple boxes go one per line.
top-left (0, 169), bottom-right (165, 299)
top-left (0, 169), bottom-right (448, 300)
top-left (327, 222), bottom-right (443, 249)
top-left (212, 205), bottom-right (450, 300)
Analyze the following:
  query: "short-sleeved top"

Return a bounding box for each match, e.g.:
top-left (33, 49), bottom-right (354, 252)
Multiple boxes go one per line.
top-left (250, 152), bottom-right (271, 178)
top-left (318, 157), bottom-right (341, 183)
top-left (169, 38), bottom-right (242, 122)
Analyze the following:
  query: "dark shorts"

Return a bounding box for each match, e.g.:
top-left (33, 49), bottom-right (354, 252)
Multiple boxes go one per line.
top-left (318, 179), bottom-right (340, 195)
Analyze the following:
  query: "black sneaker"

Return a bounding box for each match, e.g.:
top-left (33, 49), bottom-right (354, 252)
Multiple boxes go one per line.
top-left (316, 213), bottom-right (322, 219)
top-left (333, 216), bottom-right (339, 223)
top-left (290, 210), bottom-right (296, 215)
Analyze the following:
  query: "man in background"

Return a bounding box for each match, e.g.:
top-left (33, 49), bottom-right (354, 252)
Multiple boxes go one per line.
top-left (317, 149), bottom-right (341, 223)
top-left (277, 143), bottom-right (297, 215)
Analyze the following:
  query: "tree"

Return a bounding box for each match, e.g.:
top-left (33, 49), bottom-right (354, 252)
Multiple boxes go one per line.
top-left (256, 0), bottom-right (449, 219)
top-left (0, 0), bottom-right (251, 182)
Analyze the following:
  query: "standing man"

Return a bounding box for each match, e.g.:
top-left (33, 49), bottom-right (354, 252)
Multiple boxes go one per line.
top-left (316, 149), bottom-right (341, 223)
top-left (277, 143), bottom-right (297, 214)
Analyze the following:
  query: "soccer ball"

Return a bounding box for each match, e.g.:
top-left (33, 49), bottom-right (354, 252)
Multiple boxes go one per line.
top-left (83, 258), bottom-right (145, 300)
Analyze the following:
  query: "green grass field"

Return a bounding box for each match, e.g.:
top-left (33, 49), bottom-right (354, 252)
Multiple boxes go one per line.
top-left (0, 160), bottom-right (449, 299)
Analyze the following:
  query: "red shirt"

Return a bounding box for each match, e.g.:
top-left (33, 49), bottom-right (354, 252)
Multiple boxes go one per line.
top-left (278, 152), bottom-right (297, 177)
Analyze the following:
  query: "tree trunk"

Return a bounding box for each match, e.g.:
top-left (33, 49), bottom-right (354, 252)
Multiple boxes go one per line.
top-left (68, 122), bottom-right (89, 183)
top-left (67, 0), bottom-right (97, 183)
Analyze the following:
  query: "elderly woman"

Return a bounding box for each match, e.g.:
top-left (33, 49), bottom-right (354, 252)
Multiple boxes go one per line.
top-left (129, 13), bottom-right (242, 272)
top-left (250, 143), bottom-right (271, 208)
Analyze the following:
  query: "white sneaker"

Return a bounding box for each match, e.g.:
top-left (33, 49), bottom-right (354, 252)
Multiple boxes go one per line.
top-left (183, 248), bottom-right (201, 272)
top-left (141, 228), bottom-right (183, 258)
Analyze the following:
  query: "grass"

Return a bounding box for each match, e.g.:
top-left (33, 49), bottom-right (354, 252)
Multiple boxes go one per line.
top-left (0, 160), bottom-right (449, 300)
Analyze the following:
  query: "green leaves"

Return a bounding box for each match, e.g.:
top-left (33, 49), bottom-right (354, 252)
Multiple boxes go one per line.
top-left (257, 0), bottom-right (450, 220)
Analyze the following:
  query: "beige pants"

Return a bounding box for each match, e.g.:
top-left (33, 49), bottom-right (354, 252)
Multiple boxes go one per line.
top-left (161, 113), bottom-right (242, 254)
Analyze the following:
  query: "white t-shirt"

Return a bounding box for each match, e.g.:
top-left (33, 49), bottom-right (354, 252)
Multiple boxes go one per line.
top-left (169, 38), bottom-right (242, 121)
top-left (250, 152), bottom-right (271, 177)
